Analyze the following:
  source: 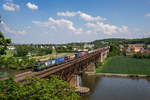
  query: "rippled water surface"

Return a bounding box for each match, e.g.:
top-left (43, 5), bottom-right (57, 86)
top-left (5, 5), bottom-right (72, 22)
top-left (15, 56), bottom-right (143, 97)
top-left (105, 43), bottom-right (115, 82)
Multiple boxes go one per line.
top-left (79, 75), bottom-right (150, 100)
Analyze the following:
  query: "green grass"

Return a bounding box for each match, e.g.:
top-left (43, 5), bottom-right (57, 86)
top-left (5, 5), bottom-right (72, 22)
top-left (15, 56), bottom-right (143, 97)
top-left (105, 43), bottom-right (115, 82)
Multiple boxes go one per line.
top-left (96, 58), bottom-right (111, 73)
top-left (52, 48), bottom-right (56, 54)
top-left (97, 56), bottom-right (150, 75)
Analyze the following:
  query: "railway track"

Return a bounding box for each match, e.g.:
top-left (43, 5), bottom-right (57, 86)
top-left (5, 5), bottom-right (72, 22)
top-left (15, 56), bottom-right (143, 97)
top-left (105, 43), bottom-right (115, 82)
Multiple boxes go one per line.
top-left (1, 47), bottom-right (109, 83)
top-left (15, 51), bottom-right (94, 82)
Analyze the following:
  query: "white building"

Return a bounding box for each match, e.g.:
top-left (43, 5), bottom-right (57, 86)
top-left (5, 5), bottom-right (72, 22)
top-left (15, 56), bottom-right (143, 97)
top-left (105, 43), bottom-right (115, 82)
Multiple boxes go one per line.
top-left (84, 44), bottom-right (94, 48)
top-left (7, 46), bottom-right (15, 50)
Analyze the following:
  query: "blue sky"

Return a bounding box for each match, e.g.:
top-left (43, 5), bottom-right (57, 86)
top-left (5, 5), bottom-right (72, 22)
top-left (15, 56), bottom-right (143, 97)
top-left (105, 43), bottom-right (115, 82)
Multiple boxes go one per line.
top-left (0, 0), bottom-right (150, 44)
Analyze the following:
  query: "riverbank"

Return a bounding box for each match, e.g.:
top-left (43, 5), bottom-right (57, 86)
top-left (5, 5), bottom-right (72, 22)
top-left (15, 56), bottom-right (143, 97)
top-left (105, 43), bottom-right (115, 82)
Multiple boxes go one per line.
top-left (86, 72), bottom-right (150, 78)
top-left (93, 56), bottom-right (150, 77)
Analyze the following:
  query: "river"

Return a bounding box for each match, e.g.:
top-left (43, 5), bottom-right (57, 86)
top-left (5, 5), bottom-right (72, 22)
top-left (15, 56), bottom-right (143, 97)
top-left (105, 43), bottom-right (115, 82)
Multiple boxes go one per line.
top-left (79, 74), bottom-right (150, 100)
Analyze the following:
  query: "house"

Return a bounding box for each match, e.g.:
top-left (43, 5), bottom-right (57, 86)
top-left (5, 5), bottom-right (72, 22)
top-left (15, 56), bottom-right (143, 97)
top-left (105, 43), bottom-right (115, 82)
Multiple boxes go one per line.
top-left (147, 47), bottom-right (150, 54)
top-left (84, 44), bottom-right (94, 48)
top-left (127, 44), bottom-right (144, 53)
top-left (134, 47), bottom-right (143, 52)
top-left (119, 45), bottom-right (124, 51)
top-left (73, 48), bottom-right (78, 51)
top-left (7, 46), bottom-right (15, 50)
top-left (63, 46), bottom-right (67, 48)
top-left (127, 46), bottom-right (134, 52)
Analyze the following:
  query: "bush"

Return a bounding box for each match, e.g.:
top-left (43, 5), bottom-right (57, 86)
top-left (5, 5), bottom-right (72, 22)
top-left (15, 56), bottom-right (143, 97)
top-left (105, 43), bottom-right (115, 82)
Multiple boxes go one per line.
top-left (0, 56), bottom-right (36, 70)
top-left (14, 45), bottom-right (29, 57)
top-left (0, 31), bottom-right (11, 55)
top-left (95, 61), bottom-right (102, 68)
top-left (144, 54), bottom-right (150, 59)
top-left (133, 52), bottom-right (144, 59)
top-left (108, 43), bottom-right (121, 57)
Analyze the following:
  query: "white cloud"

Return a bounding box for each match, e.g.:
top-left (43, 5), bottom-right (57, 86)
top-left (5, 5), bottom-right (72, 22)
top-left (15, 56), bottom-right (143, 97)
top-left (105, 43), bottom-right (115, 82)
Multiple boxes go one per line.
top-left (57, 11), bottom-right (106, 21)
top-left (26, 2), bottom-right (38, 10)
top-left (32, 17), bottom-right (129, 35)
top-left (32, 17), bottom-right (82, 34)
top-left (79, 12), bottom-right (106, 21)
top-left (146, 13), bottom-right (150, 17)
top-left (86, 22), bottom-right (129, 35)
top-left (0, 21), bottom-right (25, 35)
top-left (57, 11), bottom-right (78, 17)
top-left (2, 2), bottom-right (20, 11)
top-left (33, 11), bottom-right (130, 36)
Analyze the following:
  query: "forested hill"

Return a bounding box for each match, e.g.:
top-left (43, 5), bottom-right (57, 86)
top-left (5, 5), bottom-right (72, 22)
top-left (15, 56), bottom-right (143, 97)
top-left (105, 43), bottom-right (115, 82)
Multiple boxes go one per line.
top-left (92, 37), bottom-right (150, 45)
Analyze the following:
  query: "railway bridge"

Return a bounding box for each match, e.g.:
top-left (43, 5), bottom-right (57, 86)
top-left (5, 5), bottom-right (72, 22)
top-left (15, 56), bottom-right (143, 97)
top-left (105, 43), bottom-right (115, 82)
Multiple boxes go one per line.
top-left (5, 47), bottom-right (110, 87)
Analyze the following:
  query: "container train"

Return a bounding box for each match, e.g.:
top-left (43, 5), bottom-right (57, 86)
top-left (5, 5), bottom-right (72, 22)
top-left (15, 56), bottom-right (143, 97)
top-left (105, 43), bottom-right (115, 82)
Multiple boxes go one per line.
top-left (33, 47), bottom-right (109, 71)
top-left (34, 51), bottom-right (89, 71)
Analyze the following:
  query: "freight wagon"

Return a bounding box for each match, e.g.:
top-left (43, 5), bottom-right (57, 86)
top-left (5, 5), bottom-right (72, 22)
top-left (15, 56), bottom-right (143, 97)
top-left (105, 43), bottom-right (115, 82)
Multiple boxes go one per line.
top-left (55, 57), bottom-right (65, 64)
top-left (75, 53), bottom-right (82, 58)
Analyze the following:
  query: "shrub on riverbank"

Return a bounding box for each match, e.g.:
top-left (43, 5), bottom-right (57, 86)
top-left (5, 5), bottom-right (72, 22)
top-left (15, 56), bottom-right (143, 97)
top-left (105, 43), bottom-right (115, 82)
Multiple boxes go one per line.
top-left (95, 61), bottom-right (102, 68)
top-left (96, 58), bottom-right (110, 73)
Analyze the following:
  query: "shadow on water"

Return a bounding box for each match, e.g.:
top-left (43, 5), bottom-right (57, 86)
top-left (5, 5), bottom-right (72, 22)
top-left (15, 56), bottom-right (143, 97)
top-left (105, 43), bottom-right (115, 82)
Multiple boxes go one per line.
top-left (79, 74), bottom-right (150, 100)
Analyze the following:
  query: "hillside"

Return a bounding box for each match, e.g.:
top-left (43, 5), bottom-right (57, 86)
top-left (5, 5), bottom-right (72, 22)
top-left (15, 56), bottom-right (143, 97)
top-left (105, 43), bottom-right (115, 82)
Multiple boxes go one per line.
top-left (92, 37), bottom-right (150, 46)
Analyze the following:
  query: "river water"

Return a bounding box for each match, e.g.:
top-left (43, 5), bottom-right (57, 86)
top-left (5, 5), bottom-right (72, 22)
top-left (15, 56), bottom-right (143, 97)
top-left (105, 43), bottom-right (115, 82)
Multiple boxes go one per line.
top-left (79, 75), bottom-right (150, 100)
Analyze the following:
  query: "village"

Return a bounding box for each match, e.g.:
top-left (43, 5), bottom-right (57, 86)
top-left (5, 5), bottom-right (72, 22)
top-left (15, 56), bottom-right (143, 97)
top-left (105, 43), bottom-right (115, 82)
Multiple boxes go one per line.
top-left (120, 44), bottom-right (150, 57)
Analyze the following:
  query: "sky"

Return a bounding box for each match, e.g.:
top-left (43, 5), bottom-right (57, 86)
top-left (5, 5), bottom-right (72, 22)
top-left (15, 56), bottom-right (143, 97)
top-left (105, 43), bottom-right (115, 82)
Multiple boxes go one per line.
top-left (0, 0), bottom-right (150, 44)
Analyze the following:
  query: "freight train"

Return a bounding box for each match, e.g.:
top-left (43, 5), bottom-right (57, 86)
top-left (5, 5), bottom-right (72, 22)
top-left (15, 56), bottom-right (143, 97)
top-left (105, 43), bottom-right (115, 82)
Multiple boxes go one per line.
top-left (33, 46), bottom-right (109, 71)
top-left (34, 51), bottom-right (89, 71)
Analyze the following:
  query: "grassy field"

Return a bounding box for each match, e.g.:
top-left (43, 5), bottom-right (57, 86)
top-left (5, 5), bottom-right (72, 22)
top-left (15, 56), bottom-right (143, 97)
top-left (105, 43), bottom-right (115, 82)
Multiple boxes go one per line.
top-left (96, 56), bottom-right (150, 75)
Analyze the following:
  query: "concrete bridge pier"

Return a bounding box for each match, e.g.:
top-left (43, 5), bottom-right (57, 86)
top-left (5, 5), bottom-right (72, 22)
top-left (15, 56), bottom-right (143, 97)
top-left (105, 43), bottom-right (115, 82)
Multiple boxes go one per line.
top-left (69, 75), bottom-right (79, 88)
top-left (69, 74), bottom-right (82, 88)
top-left (100, 50), bottom-right (109, 63)
top-left (86, 63), bottom-right (96, 73)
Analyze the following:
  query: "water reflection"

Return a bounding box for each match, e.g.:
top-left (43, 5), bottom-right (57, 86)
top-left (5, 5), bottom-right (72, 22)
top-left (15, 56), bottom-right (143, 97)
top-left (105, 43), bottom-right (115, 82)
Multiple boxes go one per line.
top-left (80, 74), bottom-right (150, 100)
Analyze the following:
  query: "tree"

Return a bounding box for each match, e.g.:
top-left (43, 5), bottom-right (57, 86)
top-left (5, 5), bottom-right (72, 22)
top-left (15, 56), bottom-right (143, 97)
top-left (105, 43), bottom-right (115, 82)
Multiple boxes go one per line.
top-left (144, 53), bottom-right (150, 59)
top-left (133, 52), bottom-right (143, 59)
top-left (0, 31), bottom-right (4, 39)
top-left (6, 39), bottom-right (11, 44)
top-left (0, 31), bottom-right (8, 55)
top-left (14, 45), bottom-right (29, 57)
top-left (0, 16), bottom-right (11, 55)
top-left (0, 76), bottom-right (79, 100)
top-left (108, 43), bottom-right (121, 57)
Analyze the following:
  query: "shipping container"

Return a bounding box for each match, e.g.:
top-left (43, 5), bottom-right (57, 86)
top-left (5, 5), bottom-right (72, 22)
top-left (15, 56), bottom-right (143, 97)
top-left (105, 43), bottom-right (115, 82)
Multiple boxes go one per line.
top-left (52, 60), bottom-right (55, 65)
top-left (45, 60), bottom-right (56, 68)
top-left (75, 53), bottom-right (81, 58)
top-left (81, 51), bottom-right (88, 56)
top-left (65, 56), bottom-right (70, 61)
top-left (70, 55), bottom-right (75, 59)
top-left (88, 50), bottom-right (94, 53)
top-left (55, 57), bottom-right (65, 64)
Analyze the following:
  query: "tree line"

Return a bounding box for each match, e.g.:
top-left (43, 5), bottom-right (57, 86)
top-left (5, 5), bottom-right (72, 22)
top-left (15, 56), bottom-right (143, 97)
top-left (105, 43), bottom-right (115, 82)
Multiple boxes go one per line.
top-left (0, 76), bottom-right (79, 100)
